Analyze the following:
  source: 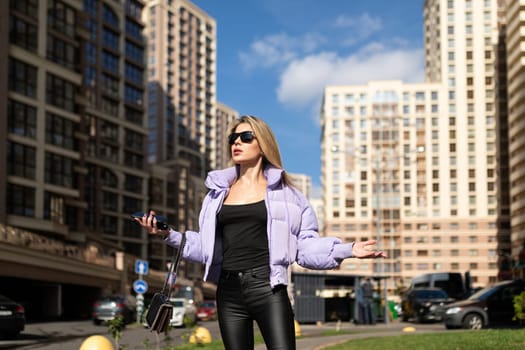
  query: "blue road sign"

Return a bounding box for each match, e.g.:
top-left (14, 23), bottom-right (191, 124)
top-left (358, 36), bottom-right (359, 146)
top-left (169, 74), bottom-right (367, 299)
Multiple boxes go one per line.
top-left (133, 279), bottom-right (148, 294)
top-left (135, 260), bottom-right (149, 275)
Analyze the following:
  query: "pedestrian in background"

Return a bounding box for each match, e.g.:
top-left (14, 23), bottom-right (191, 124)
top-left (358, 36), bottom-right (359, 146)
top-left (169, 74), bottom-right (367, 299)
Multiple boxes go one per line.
top-left (135, 115), bottom-right (387, 350)
top-left (361, 278), bottom-right (376, 324)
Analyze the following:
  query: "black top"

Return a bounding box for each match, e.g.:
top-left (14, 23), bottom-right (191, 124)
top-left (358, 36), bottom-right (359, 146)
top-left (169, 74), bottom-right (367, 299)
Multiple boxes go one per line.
top-left (217, 200), bottom-right (269, 271)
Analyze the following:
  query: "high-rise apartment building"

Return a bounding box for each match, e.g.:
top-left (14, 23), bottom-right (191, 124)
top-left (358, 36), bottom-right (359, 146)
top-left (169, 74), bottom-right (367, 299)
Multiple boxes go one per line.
top-left (506, 0), bottom-right (525, 257)
top-left (0, 0), bottom-right (158, 319)
top-left (143, 0), bottom-right (217, 282)
top-left (321, 0), bottom-right (507, 289)
top-left (82, 0), bottom-right (151, 259)
top-left (424, 0), bottom-right (510, 280)
top-left (216, 101), bottom-right (239, 170)
top-left (144, 0), bottom-right (216, 173)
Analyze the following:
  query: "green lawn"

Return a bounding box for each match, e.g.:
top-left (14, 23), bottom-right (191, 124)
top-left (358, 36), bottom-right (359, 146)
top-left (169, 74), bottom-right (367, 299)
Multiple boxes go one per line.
top-left (145, 328), bottom-right (525, 350)
top-left (324, 328), bottom-right (525, 350)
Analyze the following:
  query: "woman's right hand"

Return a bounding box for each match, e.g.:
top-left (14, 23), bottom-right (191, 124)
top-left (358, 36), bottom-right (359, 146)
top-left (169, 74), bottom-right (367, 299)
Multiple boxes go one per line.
top-left (134, 210), bottom-right (169, 237)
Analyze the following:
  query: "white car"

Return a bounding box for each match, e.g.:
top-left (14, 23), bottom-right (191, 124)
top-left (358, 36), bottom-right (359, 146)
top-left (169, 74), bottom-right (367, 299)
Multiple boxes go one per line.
top-left (169, 298), bottom-right (197, 327)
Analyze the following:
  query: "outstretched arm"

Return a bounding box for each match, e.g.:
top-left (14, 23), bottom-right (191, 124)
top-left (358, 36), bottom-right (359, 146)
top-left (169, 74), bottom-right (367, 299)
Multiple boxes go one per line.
top-left (352, 240), bottom-right (387, 258)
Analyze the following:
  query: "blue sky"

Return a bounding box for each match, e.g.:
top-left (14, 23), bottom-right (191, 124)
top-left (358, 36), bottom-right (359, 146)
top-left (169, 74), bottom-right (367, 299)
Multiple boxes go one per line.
top-left (192, 0), bottom-right (426, 191)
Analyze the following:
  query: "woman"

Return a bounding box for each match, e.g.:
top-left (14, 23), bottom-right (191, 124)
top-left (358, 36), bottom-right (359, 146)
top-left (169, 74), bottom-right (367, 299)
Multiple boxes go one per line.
top-left (136, 115), bottom-right (386, 350)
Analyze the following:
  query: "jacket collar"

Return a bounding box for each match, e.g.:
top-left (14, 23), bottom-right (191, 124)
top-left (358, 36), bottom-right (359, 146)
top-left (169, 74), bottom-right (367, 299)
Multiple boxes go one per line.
top-left (205, 165), bottom-right (284, 191)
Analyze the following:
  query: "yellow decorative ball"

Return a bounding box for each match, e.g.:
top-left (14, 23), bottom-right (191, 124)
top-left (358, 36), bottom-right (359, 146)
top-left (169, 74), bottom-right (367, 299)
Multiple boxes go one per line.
top-left (188, 326), bottom-right (212, 344)
top-left (294, 320), bottom-right (301, 337)
top-left (79, 335), bottom-right (115, 350)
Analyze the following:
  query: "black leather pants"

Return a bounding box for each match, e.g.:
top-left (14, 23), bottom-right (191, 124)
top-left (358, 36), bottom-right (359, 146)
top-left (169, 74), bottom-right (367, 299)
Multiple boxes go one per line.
top-left (217, 265), bottom-right (296, 350)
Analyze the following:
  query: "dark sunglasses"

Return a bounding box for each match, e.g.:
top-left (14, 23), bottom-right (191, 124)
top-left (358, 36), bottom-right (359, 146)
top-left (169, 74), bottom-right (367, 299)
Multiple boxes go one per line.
top-left (228, 131), bottom-right (256, 145)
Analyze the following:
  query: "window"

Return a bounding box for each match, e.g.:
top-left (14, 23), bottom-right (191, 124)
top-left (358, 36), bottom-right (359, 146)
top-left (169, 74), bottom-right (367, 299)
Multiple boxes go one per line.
top-left (48, 0), bottom-right (76, 37)
top-left (102, 97), bottom-right (119, 116)
top-left (123, 195), bottom-right (142, 214)
top-left (44, 191), bottom-right (64, 224)
top-left (46, 113), bottom-right (76, 150)
top-left (124, 151), bottom-right (143, 169)
top-left (7, 183), bottom-right (35, 217)
top-left (9, 15), bottom-right (38, 52)
top-left (47, 34), bottom-right (76, 69)
top-left (102, 3), bottom-right (119, 27)
top-left (10, 0), bottom-right (38, 18)
top-left (102, 191), bottom-right (118, 211)
top-left (102, 51), bottom-right (119, 73)
top-left (9, 57), bottom-right (37, 98)
top-left (101, 215), bottom-right (117, 235)
top-left (45, 152), bottom-right (74, 187)
top-left (8, 141), bottom-right (36, 179)
top-left (46, 74), bottom-right (76, 112)
top-left (125, 40), bottom-right (144, 63)
top-left (102, 28), bottom-right (119, 49)
top-left (8, 99), bottom-right (36, 138)
top-left (125, 84), bottom-right (143, 105)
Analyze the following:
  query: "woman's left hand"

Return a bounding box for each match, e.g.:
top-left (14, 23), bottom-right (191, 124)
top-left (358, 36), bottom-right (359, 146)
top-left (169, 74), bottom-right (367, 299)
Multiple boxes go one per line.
top-left (352, 240), bottom-right (387, 258)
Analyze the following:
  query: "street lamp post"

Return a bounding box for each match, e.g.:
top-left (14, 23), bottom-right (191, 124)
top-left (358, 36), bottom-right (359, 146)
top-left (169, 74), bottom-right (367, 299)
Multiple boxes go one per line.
top-left (374, 156), bottom-right (389, 325)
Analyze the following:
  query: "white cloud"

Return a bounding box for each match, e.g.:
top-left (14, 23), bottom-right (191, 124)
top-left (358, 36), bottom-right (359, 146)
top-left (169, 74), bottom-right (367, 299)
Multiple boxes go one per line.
top-left (334, 13), bottom-right (382, 47)
top-left (276, 45), bottom-right (425, 112)
top-left (239, 32), bottom-right (325, 70)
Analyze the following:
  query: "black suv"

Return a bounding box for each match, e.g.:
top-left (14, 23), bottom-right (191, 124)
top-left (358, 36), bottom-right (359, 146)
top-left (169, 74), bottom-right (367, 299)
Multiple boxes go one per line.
top-left (401, 287), bottom-right (455, 323)
top-left (443, 279), bottom-right (525, 329)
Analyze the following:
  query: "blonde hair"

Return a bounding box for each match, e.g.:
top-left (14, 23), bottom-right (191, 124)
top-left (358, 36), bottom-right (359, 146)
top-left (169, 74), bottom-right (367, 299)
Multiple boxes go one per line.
top-left (227, 115), bottom-right (292, 186)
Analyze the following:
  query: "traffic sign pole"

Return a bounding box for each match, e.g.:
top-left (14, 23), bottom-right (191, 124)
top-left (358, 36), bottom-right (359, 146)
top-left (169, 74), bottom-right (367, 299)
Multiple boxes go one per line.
top-left (134, 259), bottom-right (149, 323)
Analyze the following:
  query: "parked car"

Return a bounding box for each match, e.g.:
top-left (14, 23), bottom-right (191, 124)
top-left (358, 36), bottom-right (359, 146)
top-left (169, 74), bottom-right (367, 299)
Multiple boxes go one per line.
top-left (170, 298), bottom-right (197, 327)
top-left (444, 279), bottom-right (525, 330)
top-left (196, 300), bottom-right (217, 321)
top-left (401, 287), bottom-right (455, 323)
top-left (410, 272), bottom-right (472, 300)
top-left (92, 295), bottom-right (137, 325)
top-left (0, 294), bottom-right (25, 339)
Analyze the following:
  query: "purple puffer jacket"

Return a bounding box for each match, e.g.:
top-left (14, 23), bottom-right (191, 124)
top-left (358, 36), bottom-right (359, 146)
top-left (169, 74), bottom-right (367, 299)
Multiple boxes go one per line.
top-left (164, 165), bottom-right (354, 288)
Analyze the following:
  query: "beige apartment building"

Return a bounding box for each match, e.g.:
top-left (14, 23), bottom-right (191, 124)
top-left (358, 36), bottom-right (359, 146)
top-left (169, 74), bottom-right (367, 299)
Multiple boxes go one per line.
top-left (289, 173), bottom-right (313, 199)
top-left (321, 0), bottom-right (510, 290)
top-left (506, 0), bottom-right (525, 258)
